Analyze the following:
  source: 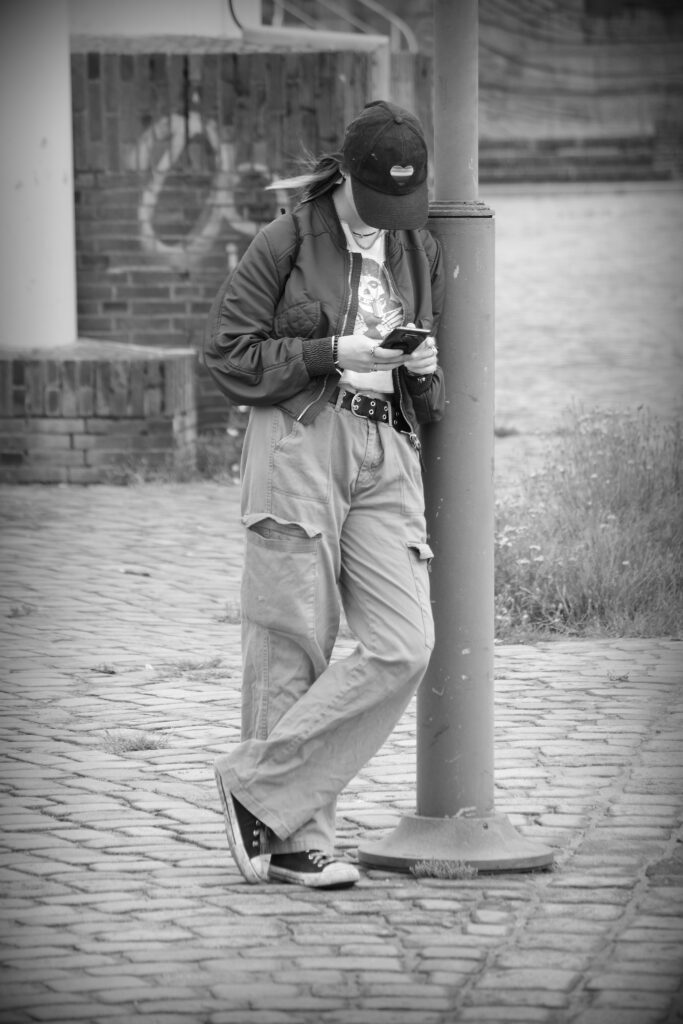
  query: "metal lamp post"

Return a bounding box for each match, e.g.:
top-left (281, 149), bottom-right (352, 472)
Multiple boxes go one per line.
top-left (359, 0), bottom-right (554, 873)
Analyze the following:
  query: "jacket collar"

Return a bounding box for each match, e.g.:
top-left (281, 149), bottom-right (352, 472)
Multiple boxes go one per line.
top-left (310, 191), bottom-right (352, 252)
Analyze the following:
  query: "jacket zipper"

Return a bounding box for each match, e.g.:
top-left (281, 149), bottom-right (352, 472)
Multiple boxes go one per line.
top-left (394, 369), bottom-right (421, 453)
top-left (341, 251), bottom-right (358, 334)
top-left (296, 376), bottom-right (328, 422)
top-left (383, 260), bottom-right (421, 453)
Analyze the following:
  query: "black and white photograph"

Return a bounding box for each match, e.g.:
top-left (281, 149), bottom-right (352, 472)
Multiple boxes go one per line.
top-left (1, 1), bottom-right (681, 1022)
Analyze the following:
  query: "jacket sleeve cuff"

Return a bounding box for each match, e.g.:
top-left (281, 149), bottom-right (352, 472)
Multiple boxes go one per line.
top-left (404, 372), bottom-right (434, 396)
top-left (303, 336), bottom-right (336, 378)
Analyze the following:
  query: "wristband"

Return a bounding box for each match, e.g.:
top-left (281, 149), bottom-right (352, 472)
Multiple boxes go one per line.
top-left (332, 335), bottom-right (340, 368)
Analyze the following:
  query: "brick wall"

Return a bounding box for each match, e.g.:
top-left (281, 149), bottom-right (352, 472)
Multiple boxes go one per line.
top-left (72, 50), bottom-right (369, 431)
top-left (0, 341), bottom-right (196, 484)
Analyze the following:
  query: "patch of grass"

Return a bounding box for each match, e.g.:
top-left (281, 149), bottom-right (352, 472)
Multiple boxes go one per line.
top-left (152, 656), bottom-right (225, 683)
top-left (495, 407), bottom-right (682, 639)
top-left (103, 729), bottom-right (168, 754)
top-left (7, 603), bottom-right (35, 618)
top-left (219, 600), bottom-right (242, 625)
top-left (170, 656), bottom-right (223, 673)
top-left (410, 859), bottom-right (479, 880)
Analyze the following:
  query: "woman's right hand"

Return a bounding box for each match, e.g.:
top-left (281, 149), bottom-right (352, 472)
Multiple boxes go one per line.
top-left (335, 334), bottom-right (406, 374)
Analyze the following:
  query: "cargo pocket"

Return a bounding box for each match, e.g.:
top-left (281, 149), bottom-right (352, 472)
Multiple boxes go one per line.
top-left (242, 520), bottom-right (319, 639)
top-left (407, 542), bottom-right (435, 649)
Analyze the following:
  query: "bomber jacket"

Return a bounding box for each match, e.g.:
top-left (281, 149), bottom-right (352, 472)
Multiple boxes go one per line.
top-left (203, 191), bottom-right (446, 434)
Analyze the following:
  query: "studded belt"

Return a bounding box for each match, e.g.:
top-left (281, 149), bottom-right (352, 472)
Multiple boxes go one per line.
top-left (331, 386), bottom-right (400, 427)
top-left (330, 386), bottom-right (421, 451)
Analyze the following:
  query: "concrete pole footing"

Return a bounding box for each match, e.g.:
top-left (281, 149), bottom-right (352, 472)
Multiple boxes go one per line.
top-left (358, 813), bottom-right (555, 872)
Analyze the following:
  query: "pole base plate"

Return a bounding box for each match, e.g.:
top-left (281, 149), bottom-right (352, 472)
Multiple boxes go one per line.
top-left (358, 813), bottom-right (554, 872)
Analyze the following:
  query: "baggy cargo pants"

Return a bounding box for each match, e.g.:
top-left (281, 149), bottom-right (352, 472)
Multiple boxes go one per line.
top-left (214, 394), bottom-right (435, 854)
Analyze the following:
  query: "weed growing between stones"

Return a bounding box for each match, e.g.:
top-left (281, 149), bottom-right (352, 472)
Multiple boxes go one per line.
top-left (410, 859), bottom-right (479, 880)
top-left (495, 407), bottom-right (682, 639)
top-left (219, 600), bottom-right (242, 625)
top-left (103, 729), bottom-right (168, 754)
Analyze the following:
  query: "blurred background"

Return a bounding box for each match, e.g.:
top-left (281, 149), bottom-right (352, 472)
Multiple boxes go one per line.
top-left (1, 0), bottom-right (681, 480)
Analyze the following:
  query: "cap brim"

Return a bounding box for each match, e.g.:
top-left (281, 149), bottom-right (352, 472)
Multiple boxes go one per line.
top-left (350, 176), bottom-right (428, 231)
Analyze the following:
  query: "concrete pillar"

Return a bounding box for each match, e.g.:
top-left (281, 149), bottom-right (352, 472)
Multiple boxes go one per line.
top-left (0, 0), bottom-right (77, 351)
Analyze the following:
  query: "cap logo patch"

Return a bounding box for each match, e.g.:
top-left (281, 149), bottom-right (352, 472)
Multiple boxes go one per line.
top-left (389, 164), bottom-right (414, 183)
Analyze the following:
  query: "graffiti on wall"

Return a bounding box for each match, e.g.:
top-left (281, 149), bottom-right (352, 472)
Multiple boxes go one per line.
top-left (129, 112), bottom-right (289, 271)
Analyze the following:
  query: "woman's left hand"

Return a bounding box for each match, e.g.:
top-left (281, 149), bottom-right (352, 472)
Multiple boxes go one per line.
top-left (404, 336), bottom-right (438, 377)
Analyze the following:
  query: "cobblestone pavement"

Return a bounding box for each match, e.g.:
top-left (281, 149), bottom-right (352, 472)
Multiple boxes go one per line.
top-left (1, 482), bottom-right (682, 1024)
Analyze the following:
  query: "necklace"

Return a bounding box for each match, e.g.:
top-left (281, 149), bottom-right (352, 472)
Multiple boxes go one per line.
top-left (351, 227), bottom-right (382, 250)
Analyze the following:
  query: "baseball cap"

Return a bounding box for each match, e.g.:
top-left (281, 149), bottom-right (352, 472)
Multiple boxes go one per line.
top-left (341, 100), bottom-right (429, 230)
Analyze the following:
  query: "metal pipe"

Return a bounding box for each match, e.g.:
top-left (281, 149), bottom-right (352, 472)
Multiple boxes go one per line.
top-left (433, 0), bottom-right (479, 201)
top-left (419, 204), bottom-right (495, 818)
top-left (418, 0), bottom-right (495, 818)
top-left (359, 0), bottom-right (554, 872)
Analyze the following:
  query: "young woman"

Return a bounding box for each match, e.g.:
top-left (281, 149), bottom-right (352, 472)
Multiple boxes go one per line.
top-left (204, 100), bottom-right (445, 889)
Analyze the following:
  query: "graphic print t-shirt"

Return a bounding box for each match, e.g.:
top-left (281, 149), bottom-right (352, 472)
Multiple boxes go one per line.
top-left (339, 225), bottom-right (404, 394)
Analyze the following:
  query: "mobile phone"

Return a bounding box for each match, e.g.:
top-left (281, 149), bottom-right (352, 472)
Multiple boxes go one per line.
top-left (379, 326), bottom-right (431, 354)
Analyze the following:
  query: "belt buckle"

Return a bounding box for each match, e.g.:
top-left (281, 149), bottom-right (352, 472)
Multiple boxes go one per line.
top-left (350, 393), bottom-right (364, 418)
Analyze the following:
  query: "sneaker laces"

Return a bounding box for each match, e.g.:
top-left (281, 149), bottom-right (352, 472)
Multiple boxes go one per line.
top-left (308, 850), bottom-right (334, 868)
